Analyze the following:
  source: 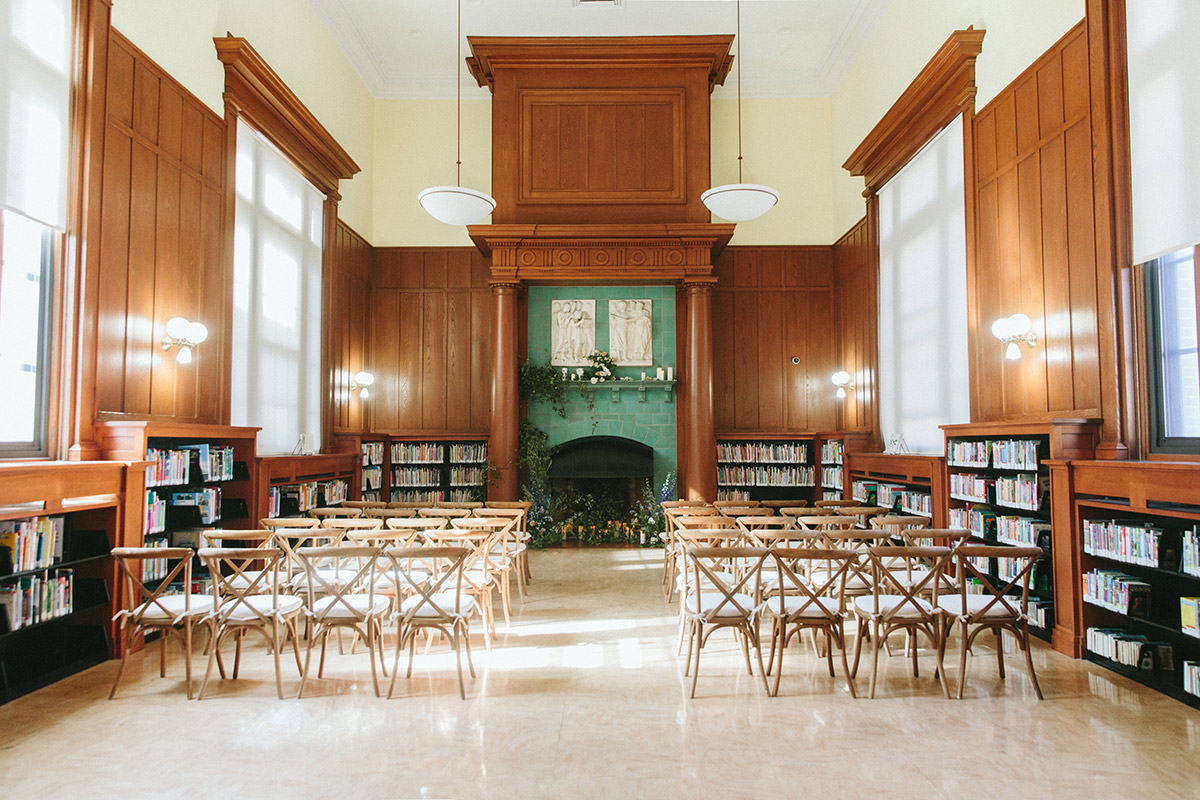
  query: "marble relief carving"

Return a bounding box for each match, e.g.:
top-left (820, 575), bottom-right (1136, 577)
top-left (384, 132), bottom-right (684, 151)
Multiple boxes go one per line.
top-left (551, 299), bottom-right (596, 366)
top-left (609, 299), bottom-right (653, 366)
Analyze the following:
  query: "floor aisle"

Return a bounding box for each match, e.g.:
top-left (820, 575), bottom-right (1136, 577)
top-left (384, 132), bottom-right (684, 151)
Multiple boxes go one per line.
top-left (1, 548), bottom-right (1198, 799)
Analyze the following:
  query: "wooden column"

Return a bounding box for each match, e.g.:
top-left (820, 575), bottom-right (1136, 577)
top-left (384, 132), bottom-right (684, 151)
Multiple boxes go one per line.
top-left (490, 281), bottom-right (521, 500)
top-left (681, 278), bottom-right (717, 500)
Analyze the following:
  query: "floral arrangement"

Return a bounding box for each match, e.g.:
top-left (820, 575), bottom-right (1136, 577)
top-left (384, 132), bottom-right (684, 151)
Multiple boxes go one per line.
top-left (586, 350), bottom-right (616, 381)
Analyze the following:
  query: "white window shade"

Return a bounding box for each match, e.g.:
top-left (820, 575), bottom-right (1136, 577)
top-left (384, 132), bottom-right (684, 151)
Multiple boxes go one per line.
top-left (0, 0), bottom-right (71, 230)
top-left (877, 115), bottom-right (970, 455)
top-left (1127, 1), bottom-right (1200, 264)
top-left (232, 120), bottom-right (324, 455)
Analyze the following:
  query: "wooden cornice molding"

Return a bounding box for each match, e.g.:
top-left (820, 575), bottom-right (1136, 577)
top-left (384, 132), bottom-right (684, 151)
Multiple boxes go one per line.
top-left (214, 35), bottom-right (360, 196)
top-left (466, 36), bottom-right (735, 94)
top-left (842, 28), bottom-right (985, 193)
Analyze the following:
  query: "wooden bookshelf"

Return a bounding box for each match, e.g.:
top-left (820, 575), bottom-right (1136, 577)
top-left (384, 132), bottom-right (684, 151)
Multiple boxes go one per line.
top-left (0, 461), bottom-right (141, 704)
top-left (332, 433), bottom-right (389, 502)
top-left (95, 421), bottom-right (259, 548)
top-left (844, 452), bottom-right (948, 527)
top-left (255, 453), bottom-right (358, 520)
top-left (942, 418), bottom-right (1099, 656)
top-left (1067, 460), bottom-right (1200, 708)
top-left (814, 430), bottom-right (872, 502)
top-left (387, 435), bottom-right (489, 504)
top-left (714, 433), bottom-right (817, 503)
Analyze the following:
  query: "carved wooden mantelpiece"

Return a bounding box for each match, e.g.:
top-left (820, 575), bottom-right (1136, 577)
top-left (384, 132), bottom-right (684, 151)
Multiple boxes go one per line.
top-left (468, 223), bottom-right (734, 285)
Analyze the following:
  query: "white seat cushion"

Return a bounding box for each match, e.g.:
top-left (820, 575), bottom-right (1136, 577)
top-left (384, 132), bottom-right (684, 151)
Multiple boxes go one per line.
top-left (134, 594), bottom-right (213, 622)
top-left (400, 591), bottom-right (475, 619)
top-left (218, 594), bottom-right (303, 622)
top-left (936, 595), bottom-right (1020, 619)
top-left (854, 594), bottom-right (935, 620)
top-left (696, 592), bottom-right (757, 618)
top-left (310, 593), bottom-right (390, 621)
top-left (808, 568), bottom-right (870, 592)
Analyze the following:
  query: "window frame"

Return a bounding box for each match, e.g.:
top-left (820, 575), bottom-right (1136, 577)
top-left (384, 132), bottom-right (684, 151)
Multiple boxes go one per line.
top-left (1144, 245), bottom-right (1200, 455)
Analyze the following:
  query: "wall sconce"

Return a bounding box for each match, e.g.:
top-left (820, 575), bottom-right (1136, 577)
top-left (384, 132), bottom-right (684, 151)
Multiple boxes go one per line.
top-left (831, 370), bottom-right (854, 400)
top-left (991, 314), bottom-right (1037, 360)
top-left (161, 316), bottom-right (208, 365)
top-left (349, 371), bottom-right (375, 400)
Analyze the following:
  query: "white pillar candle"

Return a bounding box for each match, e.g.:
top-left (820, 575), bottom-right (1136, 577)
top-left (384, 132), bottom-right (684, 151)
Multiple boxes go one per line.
top-left (641, 371), bottom-right (647, 381)
top-left (656, 367), bottom-right (665, 381)
top-left (666, 367), bottom-right (673, 381)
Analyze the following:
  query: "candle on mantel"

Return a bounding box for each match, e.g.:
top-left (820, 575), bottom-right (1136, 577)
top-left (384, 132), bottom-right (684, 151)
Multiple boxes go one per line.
top-left (656, 367), bottom-right (665, 381)
top-left (641, 371), bottom-right (647, 381)
top-left (667, 367), bottom-right (673, 381)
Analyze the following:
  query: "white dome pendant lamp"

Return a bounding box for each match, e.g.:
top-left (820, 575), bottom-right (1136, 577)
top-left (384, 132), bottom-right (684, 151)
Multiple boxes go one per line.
top-left (418, 0), bottom-right (496, 226)
top-left (702, 0), bottom-right (779, 223)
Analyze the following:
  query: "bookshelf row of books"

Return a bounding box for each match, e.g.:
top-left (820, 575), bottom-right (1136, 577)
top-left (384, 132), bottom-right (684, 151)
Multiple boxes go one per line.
top-left (822, 490), bottom-right (842, 502)
top-left (361, 442), bottom-right (385, 466)
top-left (1087, 627), bottom-right (1175, 672)
top-left (1083, 569), bottom-right (1151, 617)
top-left (996, 515), bottom-right (1048, 547)
top-left (391, 489), bottom-right (445, 504)
top-left (1183, 528), bottom-right (1200, 578)
top-left (1185, 661), bottom-right (1200, 698)
top-left (391, 442), bottom-right (444, 464)
top-left (1084, 519), bottom-right (1163, 568)
top-left (363, 466), bottom-right (383, 490)
top-left (716, 442), bottom-right (809, 464)
top-left (0, 517), bottom-right (65, 574)
top-left (0, 570), bottom-right (73, 632)
top-left (449, 443), bottom-right (488, 463)
top-left (717, 489), bottom-right (752, 501)
top-left (716, 466), bottom-right (815, 488)
top-left (949, 473), bottom-right (991, 503)
top-left (169, 488), bottom-right (221, 525)
top-left (821, 466), bottom-right (842, 489)
top-left (266, 479), bottom-right (349, 518)
top-left (145, 445), bottom-right (235, 487)
top-left (142, 537), bottom-right (171, 582)
top-left (995, 474), bottom-right (1041, 511)
top-left (392, 467), bottom-right (441, 488)
top-left (1182, 597), bottom-right (1200, 638)
top-left (820, 439), bottom-right (843, 466)
top-left (851, 481), bottom-right (875, 503)
top-left (144, 491), bottom-right (167, 535)
top-left (449, 466), bottom-right (487, 486)
top-left (947, 439), bottom-right (1040, 471)
top-left (874, 483), bottom-right (932, 516)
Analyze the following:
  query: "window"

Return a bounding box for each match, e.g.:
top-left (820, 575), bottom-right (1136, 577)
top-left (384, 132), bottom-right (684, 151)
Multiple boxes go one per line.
top-left (231, 120), bottom-right (324, 455)
top-left (877, 115), bottom-right (970, 455)
top-left (0, 0), bottom-right (72, 455)
top-left (1145, 245), bottom-right (1200, 451)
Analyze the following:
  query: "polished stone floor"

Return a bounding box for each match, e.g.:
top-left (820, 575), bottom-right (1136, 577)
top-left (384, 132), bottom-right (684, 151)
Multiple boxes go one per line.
top-left (1, 547), bottom-right (1199, 799)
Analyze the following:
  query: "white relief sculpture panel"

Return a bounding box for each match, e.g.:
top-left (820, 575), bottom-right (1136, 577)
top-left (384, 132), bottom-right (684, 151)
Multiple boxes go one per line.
top-left (550, 299), bottom-right (596, 366)
top-left (609, 299), bottom-right (653, 366)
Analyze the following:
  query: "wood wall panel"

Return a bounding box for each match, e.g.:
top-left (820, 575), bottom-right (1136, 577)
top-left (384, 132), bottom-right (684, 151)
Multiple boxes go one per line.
top-left (832, 218), bottom-right (878, 440)
top-left (371, 248), bottom-right (492, 436)
top-left (91, 32), bottom-right (226, 425)
top-left (328, 220), bottom-right (372, 435)
top-left (971, 22), bottom-right (1103, 423)
top-left (712, 247), bottom-right (839, 434)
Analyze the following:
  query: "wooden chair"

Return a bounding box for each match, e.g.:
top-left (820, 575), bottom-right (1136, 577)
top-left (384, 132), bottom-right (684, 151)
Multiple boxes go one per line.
top-left (734, 515), bottom-right (795, 535)
top-left (110, 547), bottom-right (211, 699)
top-left (438, 501), bottom-right (483, 509)
top-left (308, 506), bottom-right (363, 519)
top-left (835, 505), bottom-right (890, 528)
top-left (383, 545), bottom-right (475, 699)
top-left (760, 547), bottom-right (858, 698)
top-left (661, 500), bottom-right (711, 508)
top-left (317, 517), bottom-right (384, 533)
top-left (850, 545), bottom-right (953, 699)
top-left (419, 507), bottom-right (471, 519)
top-left (389, 501), bottom-right (433, 509)
top-left (938, 545), bottom-right (1045, 699)
top-left (792, 515), bottom-right (858, 533)
top-left (759, 499), bottom-right (808, 510)
top-left (781, 506), bottom-right (835, 517)
top-left (681, 545), bottom-right (771, 698)
top-left (260, 516), bottom-right (320, 530)
top-left (712, 499), bottom-right (760, 509)
top-left (294, 545), bottom-right (389, 698)
top-left (420, 527), bottom-right (501, 650)
top-left (485, 500), bottom-right (532, 511)
top-left (340, 500), bottom-right (387, 509)
top-left (196, 547), bottom-right (304, 699)
top-left (666, 514), bottom-right (738, 600)
top-left (815, 499), bottom-right (862, 508)
top-left (385, 517), bottom-right (450, 537)
top-left (478, 506), bottom-right (531, 585)
top-left (363, 507), bottom-right (414, 519)
top-left (200, 530), bottom-right (284, 592)
top-left (716, 506), bottom-right (772, 518)
top-left (452, 516), bottom-right (522, 624)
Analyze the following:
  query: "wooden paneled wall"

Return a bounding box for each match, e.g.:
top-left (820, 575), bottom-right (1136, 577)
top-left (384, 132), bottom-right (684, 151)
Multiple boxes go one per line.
top-left (92, 32), bottom-right (227, 424)
top-left (370, 249), bottom-right (492, 435)
top-left (971, 23), bottom-right (1102, 422)
top-left (832, 218), bottom-right (879, 439)
top-left (712, 247), bottom-right (839, 434)
top-left (328, 221), bottom-right (372, 435)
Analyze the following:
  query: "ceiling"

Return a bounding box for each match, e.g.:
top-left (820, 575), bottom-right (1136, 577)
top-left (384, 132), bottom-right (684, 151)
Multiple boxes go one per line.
top-left (305, 0), bottom-right (890, 100)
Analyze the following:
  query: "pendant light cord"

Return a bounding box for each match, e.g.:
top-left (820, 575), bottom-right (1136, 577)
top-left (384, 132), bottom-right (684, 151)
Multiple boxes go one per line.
top-left (456, 0), bottom-right (462, 187)
top-left (736, 0), bottom-right (743, 184)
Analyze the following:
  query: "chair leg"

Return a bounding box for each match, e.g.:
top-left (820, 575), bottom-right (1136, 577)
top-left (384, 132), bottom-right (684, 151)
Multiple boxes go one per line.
top-left (184, 621), bottom-right (194, 700)
top-left (683, 616), bottom-right (695, 677)
top-left (198, 628), bottom-right (226, 700)
top-left (689, 623), bottom-right (703, 699)
top-left (376, 620), bottom-right (389, 678)
top-left (850, 616), bottom-right (864, 680)
top-left (108, 619), bottom-right (131, 700)
top-left (825, 629), bottom-right (836, 678)
top-left (500, 571), bottom-right (512, 626)
top-left (765, 618), bottom-right (778, 676)
top-left (910, 627), bottom-right (920, 678)
top-left (289, 619), bottom-right (304, 675)
top-left (868, 620), bottom-right (882, 699)
top-left (737, 629), bottom-right (753, 676)
top-left (751, 626), bottom-right (771, 696)
top-left (406, 626), bottom-right (418, 678)
top-left (160, 628), bottom-right (168, 678)
top-left (272, 620), bottom-right (285, 700)
top-left (462, 620), bottom-right (476, 678)
top-left (452, 628), bottom-right (466, 700)
top-left (387, 627), bottom-right (406, 699)
top-left (233, 629), bottom-right (243, 680)
top-left (319, 630), bottom-right (329, 679)
top-left (934, 623), bottom-right (951, 700)
top-left (1019, 624), bottom-right (1044, 700)
top-left (837, 625), bottom-right (857, 699)
top-left (367, 622), bottom-right (380, 698)
top-left (958, 622), bottom-right (970, 699)
top-left (298, 624), bottom-right (317, 699)
top-left (770, 622), bottom-right (785, 698)
top-left (214, 623), bottom-right (227, 679)
top-left (995, 627), bottom-right (1007, 680)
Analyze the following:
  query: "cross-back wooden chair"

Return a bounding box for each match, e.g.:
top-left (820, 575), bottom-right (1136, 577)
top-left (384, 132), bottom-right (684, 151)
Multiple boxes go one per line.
top-left (869, 515), bottom-right (932, 535)
top-left (793, 515), bottom-right (858, 533)
top-left (389, 501), bottom-right (433, 509)
top-left (672, 529), bottom-right (748, 650)
top-left (452, 516), bottom-right (522, 622)
top-left (835, 505), bottom-right (890, 526)
top-left (815, 499), bottom-right (862, 508)
top-left (420, 527), bottom-right (501, 650)
top-left (271, 526), bottom-right (348, 594)
top-left (884, 527), bottom-right (970, 596)
top-left (735, 515), bottom-right (795, 538)
top-left (665, 514), bottom-right (738, 600)
top-left (717, 506), bottom-right (772, 518)
top-left (363, 507), bottom-right (414, 519)
top-left (383, 545), bottom-right (475, 699)
top-left (938, 544), bottom-right (1044, 699)
top-left (385, 517), bottom-right (450, 537)
top-left (681, 545), bottom-right (771, 698)
top-left (781, 506), bottom-right (836, 517)
top-left (340, 500), bottom-right (387, 509)
top-left (200, 530), bottom-right (282, 593)
top-left (759, 499), bottom-right (807, 510)
top-left (419, 507), bottom-right (471, 519)
top-left (318, 517), bottom-right (384, 533)
top-left (850, 545), bottom-right (953, 699)
top-left (760, 547), bottom-right (858, 698)
top-left (437, 501), bottom-right (483, 509)
top-left (110, 547), bottom-right (212, 699)
top-left (196, 547), bottom-right (304, 699)
top-left (477, 506), bottom-right (531, 586)
top-left (661, 499), bottom-right (711, 508)
top-left (294, 545), bottom-right (389, 698)
top-left (308, 506), bottom-right (363, 519)
top-left (712, 499), bottom-right (760, 509)
top-left (260, 516), bottom-right (320, 530)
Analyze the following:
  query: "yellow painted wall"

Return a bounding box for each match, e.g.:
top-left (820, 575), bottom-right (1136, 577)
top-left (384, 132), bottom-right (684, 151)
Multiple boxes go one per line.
top-left (372, 99), bottom-right (492, 248)
top-left (711, 97), bottom-right (836, 246)
top-left (830, 0), bottom-right (1085, 236)
top-left (110, 0), bottom-right (376, 240)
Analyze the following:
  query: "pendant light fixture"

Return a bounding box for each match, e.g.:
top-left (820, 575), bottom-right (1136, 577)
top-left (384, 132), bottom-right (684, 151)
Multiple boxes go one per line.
top-left (418, 0), bottom-right (496, 226)
top-left (702, 0), bottom-right (779, 222)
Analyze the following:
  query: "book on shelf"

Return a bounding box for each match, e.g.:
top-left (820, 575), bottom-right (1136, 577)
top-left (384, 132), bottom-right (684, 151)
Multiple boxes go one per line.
top-left (1083, 569), bottom-right (1152, 618)
top-left (997, 516), bottom-right (1048, 547)
top-left (392, 466), bottom-right (441, 487)
top-left (449, 466), bottom-right (487, 486)
top-left (851, 481), bottom-right (877, 504)
top-left (1182, 597), bottom-right (1200, 639)
top-left (362, 465), bottom-right (383, 490)
top-left (994, 473), bottom-right (1044, 511)
top-left (820, 440), bottom-right (843, 465)
top-left (391, 442), bottom-right (444, 464)
top-left (0, 517), bottom-right (65, 574)
top-left (361, 441), bottom-right (385, 466)
top-left (391, 489), bottom-right (445, 504)
top-left (950, 473), bottom-right (993, 503)
top-left (145, 491), bottom-right (167, 534)
top-left (947, 440), bottom-right (989, 467)
top-left (757, 443), bottom-right (807, 463)
top-left (821, 466), bottom-right (843, 488)
top-left (170, 489), bottom-right (221, 525)
top-left (1087, 627), bottom-right (1174, 671)
top-left (990, 439), bottom-right (1040, 470)
top-left (1083, 519), bottom-right (1162, 568)
top-left (0, 569), bottom-right (74, 633)
top-left (145, 448), bottom-right (190, 487)
top-left (449, 443), bottom-right (488, 462)
top-left (177, 444), bottom-right (235, 482)
top-left (1186, 661), bottom-right (1200, 697)
top-left (1184, 527), bottom-right (1200, 578)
